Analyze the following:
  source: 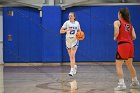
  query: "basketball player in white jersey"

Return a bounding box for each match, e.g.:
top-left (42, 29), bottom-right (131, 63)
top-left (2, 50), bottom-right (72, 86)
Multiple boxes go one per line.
top-left (60, 12), bottom-right (81, 76)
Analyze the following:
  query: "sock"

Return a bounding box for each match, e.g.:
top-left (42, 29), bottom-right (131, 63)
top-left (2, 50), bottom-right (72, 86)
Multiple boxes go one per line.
top-left (132, 77), bottom-right (138, 82)
top-left (119, 78), bottom-right (125, 84)
top-left (74, 65), bottom-right (77, 68)
top-left (71, 68), bottom-right (74, 71)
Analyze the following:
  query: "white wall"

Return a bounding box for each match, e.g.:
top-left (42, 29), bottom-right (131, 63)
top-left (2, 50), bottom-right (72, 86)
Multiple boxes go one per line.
top-left (55, 0), bottom-right (140, 4)
top-left (5, 0), bottom-right (140, 6)
top-left (0, 66), bottom-right (4, 93)
top-left (0, 9), bottom-right (3, 64)
top-left (55, 0), bottom-right (118, 4)
top-left (11, 0), bottom-right (45, 4)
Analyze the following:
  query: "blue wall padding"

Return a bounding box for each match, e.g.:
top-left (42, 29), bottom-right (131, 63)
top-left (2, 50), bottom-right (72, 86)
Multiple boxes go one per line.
top-left (42, 6), bottom-right (62, 62)
top-left (3, 7), bottom-right (43, 62)
top-left (29, 8), bottom-right (43, 62)
top-left (3, 8), bottom-right (19, 62)
top-left (3, 5), bottom-right (140, 62)
top-left (62, 5), bottom-right (140, 62)
top-left (17, 8), bottom-right (30, 62)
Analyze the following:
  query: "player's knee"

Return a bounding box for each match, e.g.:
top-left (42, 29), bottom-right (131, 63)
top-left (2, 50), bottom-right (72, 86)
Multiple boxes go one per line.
top-left (116, 63), bottom-right (122, 68)
top-left (70, 55), bottom-right (75, 60)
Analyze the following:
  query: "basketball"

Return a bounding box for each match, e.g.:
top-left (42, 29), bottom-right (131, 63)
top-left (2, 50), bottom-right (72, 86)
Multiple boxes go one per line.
top-left (76, 31), bottom-right (85, 40)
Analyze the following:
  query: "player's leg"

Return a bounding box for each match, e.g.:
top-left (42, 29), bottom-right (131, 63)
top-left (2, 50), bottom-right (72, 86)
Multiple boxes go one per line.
top-left (116, 60), bottom-right (125, 80)
top-left (68, 48), bottom-right (77, 76)
top-left (114, 59), bottom-right (126, 91)
top-left (114, 43), bottom-right (129, 91)
top-left (67, 48), bottom-right (76, 68)
top-left (125, 45), bottom-right (140, 89)
top-left (126, 58), bottom-right (137, 79)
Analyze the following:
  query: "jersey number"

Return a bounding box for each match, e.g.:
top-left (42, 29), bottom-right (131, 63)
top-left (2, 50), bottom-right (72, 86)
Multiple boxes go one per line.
top-left (70, 30), bottom-right (75, 34)
top-left (125, 24), bottom-right (130, 32)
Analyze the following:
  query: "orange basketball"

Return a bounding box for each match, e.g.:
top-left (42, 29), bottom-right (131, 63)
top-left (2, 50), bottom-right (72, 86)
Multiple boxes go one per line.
top-left (76, 31), bottom-right (85, 40)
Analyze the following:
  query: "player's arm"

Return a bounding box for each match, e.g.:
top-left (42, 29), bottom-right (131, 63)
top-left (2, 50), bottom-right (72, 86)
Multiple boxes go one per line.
top-left (60, 27), bottom-right (72, 34)
top-left (77, 22), bottom-right (81, 32)
top-left (60, 27), bottom-right (67, 34)
top-left (114, 20), bottom-right (120, 40)
top-left (60, 21), bottom-right (67, 34)
top-left (132, 27), bottom-right (136, 40)
top-left (60, 21), bottom-right (72, 34)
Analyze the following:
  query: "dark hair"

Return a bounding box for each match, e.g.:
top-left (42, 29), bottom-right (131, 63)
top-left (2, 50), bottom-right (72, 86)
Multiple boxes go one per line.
top-left (69, 12), bottom-right (76, 20)
top-left (119, 8), bottom-right (131, 23)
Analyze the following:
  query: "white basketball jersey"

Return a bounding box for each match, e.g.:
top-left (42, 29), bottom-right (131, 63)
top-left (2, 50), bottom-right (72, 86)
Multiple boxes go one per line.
top-left (62, 20), bottom-right (81, 38)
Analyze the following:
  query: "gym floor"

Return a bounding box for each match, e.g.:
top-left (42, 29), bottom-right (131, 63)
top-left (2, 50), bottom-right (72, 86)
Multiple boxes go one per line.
top-left (1, 64), bottom-right (140, 93)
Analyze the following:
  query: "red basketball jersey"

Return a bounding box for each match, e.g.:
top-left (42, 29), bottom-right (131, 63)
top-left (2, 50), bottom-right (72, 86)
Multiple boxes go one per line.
top-left (117, 19), bottom-right (133, 43)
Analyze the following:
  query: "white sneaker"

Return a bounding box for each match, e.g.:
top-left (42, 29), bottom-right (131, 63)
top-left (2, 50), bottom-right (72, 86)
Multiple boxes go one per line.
top-left (74, 65), bottom-right (77, 74)
top-left (69, 69), bottom-right (74, 76)
top-left (114, 82), bottom-right (126, 91)
top-left (130, 80), bottom-right (140, 89)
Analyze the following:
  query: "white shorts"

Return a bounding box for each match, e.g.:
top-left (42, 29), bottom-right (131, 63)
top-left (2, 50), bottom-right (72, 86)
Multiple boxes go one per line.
top-left (66, 37), bottom-right (79, 49)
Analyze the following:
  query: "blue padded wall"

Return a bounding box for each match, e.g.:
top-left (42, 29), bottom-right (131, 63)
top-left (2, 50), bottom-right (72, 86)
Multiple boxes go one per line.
top-left (3, 7), bottom-right (43, 62)
top-left (62, 5), bottom-right (140, 62)
top-left (29, 8), bottom-right (43, 62)
top-left (90, 6), bottom-right (117, 61)
top-left (42, 6), bottom-right (62, 62)
top-left (3, 8), bottom-right (19, 62)
top-left (17, 8), bottom-right (30, 62)
top-left (3, 5), bottom-right (140, 62)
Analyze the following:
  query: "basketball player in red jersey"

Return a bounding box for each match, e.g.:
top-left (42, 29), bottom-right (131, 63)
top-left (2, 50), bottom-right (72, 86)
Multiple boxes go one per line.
top-left (114, 8), bottom-right (140, 91)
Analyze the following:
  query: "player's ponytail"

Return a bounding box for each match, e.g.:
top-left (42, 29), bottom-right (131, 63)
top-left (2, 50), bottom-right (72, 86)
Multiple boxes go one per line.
top-left (119, 8), bottom-right (131, 23)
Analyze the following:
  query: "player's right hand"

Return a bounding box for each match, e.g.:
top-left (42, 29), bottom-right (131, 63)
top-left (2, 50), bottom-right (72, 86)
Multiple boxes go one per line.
top-left (67, 28), bottom-right (72, 32)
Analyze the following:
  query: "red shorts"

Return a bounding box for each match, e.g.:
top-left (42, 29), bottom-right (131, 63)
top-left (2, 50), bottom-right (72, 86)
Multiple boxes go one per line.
top-left (116, 42), bottom-right (134, 60)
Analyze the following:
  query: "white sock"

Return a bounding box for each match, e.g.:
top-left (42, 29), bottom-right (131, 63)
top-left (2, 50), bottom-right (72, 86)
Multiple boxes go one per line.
top-left (132, 77), bottom-right (138, 82)
top-left (71, 68), bottom-right (74, 71)
top-left (74, 65), bottom-right (77, 68)
top-left (119, 78), bottom-right (125, 84)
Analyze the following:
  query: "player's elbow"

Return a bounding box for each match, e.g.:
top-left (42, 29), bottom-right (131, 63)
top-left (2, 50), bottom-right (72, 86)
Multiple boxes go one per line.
top-left (60, 30), bottom-right (64, 34)
top-left (114, 37), bottom-right (117, 40)
top-left (60, 30), bottom-right (62, 34)
top-left (132, 36), bottom-right (136, 40)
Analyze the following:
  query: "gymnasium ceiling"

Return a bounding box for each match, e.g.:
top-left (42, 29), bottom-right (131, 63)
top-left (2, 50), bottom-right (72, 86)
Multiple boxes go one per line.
top-left (0, 0), bottom-right (140, 9)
